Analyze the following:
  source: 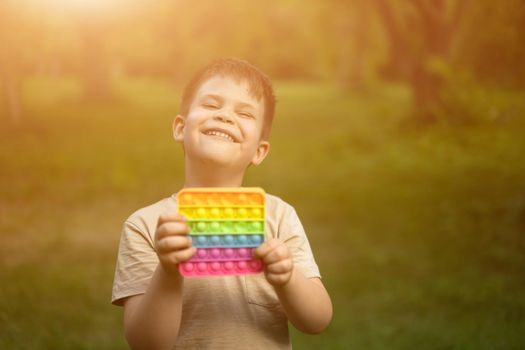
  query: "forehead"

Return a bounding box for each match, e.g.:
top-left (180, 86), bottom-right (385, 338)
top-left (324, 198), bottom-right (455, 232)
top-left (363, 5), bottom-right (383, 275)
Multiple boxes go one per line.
top-left (193, 76), bottom-right (264, 111)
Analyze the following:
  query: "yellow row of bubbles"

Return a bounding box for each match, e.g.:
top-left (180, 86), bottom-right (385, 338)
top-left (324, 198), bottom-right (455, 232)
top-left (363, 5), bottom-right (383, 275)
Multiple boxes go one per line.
top-left (179, 206), bottom-right (263, 219)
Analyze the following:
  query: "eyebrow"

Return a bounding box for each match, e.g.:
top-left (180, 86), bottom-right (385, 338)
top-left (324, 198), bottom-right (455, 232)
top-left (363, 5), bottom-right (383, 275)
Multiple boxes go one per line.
top-left (200, 94), bottom-right (256, 110)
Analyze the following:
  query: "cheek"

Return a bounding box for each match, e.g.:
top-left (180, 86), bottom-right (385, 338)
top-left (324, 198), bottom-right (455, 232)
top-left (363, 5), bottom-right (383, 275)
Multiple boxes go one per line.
top-left (187, 107), bottom-right (209, 122)
top-left (241, 128), bottom-right (262, 148)
top-left (186, 111), bottom-right (202, 126)
top-left (240, 119), bottom-right (263, 136)
top-left (184, 113), bottom-right (205, 132)
top-left (182, 118), bottom-right (202, 145)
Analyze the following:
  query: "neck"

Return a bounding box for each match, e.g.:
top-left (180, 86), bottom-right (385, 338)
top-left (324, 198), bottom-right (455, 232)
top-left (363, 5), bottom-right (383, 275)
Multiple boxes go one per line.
top-left (183, 158), bottom-right (245, 188)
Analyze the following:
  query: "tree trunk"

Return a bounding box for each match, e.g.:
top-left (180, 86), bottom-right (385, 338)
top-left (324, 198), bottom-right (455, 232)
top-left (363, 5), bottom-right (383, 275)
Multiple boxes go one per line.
top-left (3, 76), bottom-right (22, 125)
top-left (375, 0), bottom-right (412, 81)
top-left (332, 0), bottom-right (371, 92)
top-left (78, 17), bottom-right (112, 102)
top-left (0, 2), bottom-right (22, 124)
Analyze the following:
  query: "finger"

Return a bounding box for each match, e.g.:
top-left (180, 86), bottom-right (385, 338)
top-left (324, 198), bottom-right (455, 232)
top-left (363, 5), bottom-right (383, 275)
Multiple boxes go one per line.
top-left (158, 212), bottom-right (187, 226)
top-left (156, 222), bottom-right (190, 239)
top-left (265, 272), bottom-right (291, 286)
top-left (156, 235), bottom-right (192, 253)
top-left (170, 247), bottom-right (197, 264)
top-left (253, 238), bottom-right (280, 258)
top-left (266, 259), bottom-right (293, 274)
top-left (261, 244), bottom-right (290, 264)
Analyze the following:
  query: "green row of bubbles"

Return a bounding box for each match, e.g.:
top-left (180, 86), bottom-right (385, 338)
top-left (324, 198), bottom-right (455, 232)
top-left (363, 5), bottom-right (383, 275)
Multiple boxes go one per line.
top-left (188, 220), bottom-right (264, 234)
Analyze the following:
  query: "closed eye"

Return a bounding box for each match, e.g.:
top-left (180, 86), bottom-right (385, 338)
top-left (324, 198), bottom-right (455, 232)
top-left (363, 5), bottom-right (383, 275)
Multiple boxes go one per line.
top-left (203, 104), bottom-right (219, 109)
top-left (238, 111), bottom-right (255, 119)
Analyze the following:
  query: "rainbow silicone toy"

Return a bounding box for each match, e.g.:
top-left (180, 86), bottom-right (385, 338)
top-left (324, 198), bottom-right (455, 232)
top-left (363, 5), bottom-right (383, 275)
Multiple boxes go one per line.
top-left (177, 188), bottom-right (265, 277)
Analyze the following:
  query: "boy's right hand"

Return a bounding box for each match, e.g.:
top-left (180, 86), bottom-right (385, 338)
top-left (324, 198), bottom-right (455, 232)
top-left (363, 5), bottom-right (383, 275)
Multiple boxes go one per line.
top-left (155, 212), bottom-right (196, 274)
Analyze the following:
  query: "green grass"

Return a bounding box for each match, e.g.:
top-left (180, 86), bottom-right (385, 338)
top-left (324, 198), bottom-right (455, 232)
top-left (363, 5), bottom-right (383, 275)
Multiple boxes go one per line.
top-left (1, 77), bottom-right (525, 349)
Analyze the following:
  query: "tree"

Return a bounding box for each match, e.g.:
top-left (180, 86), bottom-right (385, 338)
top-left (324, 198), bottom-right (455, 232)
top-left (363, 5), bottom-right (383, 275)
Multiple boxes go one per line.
top-left (456, 0), bottom-right (525, 88)
top-left (374, 0), bottom-right (471, 121)
top-left (77, 15), bottom-right (113, 102)
top-left (329, 0), bottom-right (373, 92)
top-left (0, 1), bottom-right (25, 124)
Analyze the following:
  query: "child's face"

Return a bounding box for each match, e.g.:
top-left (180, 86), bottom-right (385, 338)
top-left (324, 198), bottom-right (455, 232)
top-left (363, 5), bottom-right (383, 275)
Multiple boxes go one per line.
top-left (173, 76), bottom-right (269, 170)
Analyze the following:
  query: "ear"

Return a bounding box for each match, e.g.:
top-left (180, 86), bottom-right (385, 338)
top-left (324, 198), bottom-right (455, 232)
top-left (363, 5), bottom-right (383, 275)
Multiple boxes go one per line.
top-left (172, 114), bottom-right (186, 143)
top-left (251, 140), bottom-right (270, 166)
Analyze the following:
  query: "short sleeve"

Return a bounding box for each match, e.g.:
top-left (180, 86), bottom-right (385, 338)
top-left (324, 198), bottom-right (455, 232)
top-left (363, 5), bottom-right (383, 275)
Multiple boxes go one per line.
top-left (279, 207), bottom-right (321, 279)
top-left (111, 220), bottom-right (159, 305)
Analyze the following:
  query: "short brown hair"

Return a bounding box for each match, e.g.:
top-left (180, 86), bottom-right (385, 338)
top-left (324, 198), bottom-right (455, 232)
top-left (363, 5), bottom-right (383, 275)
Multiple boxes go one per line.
top-left (179, 58), bottom-right (276, 140)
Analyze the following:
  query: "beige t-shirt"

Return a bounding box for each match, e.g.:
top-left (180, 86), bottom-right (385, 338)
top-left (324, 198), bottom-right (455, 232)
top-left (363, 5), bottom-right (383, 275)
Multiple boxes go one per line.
top-left (112, 192), bottom-right (321, 349)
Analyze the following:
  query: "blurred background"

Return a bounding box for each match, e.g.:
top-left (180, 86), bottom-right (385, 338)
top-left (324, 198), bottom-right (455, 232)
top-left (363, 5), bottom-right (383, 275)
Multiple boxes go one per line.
top-left (1, 0), bottom-right (525, 348)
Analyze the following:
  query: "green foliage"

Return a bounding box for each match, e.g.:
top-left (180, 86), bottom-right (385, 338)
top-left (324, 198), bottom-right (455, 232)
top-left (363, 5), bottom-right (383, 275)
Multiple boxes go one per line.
top-left (434, 66), bottom-right (525, 126)
top-left (1, 78), bottom-right (525, 348)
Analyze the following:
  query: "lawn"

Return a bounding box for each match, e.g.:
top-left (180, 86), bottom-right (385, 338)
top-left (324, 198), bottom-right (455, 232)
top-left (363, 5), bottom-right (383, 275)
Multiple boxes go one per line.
top-left (1, 77), bottom-right (524, 349)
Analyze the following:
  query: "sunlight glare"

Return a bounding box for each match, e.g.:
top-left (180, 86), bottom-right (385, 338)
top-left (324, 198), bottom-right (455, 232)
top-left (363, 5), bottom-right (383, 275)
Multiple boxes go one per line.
top-left (40, 0), bottom-right (120, 13)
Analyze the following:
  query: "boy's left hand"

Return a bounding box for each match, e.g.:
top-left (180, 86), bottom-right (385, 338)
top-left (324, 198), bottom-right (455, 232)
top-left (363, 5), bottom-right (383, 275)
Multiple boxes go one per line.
top-left (253, 238), bottom-right (294, 286)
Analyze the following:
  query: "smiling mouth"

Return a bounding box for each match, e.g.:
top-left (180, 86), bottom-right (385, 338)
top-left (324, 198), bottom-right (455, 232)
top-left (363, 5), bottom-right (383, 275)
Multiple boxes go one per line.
top-left (203, 130), bottom-right (237, 143)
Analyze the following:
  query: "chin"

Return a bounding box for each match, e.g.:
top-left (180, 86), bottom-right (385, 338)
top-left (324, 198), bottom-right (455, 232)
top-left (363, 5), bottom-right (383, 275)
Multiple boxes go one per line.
top-left (196, 149), bottom-right (236, 166)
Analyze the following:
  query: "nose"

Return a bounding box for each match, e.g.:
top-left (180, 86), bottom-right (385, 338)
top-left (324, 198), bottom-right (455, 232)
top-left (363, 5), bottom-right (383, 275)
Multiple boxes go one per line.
top-left (213, 112), bottom-right (235, 125)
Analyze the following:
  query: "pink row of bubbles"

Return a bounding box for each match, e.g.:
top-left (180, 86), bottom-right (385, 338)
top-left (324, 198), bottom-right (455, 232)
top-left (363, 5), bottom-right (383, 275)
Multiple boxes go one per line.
top-left (180, 260), bottom-right (263, 276)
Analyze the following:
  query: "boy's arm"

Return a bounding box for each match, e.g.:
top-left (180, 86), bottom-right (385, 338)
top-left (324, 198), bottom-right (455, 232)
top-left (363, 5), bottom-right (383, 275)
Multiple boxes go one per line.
top-left (122, 213), bottom-right (195, 350)
top-left (254, 239), bottom-right (333, 334)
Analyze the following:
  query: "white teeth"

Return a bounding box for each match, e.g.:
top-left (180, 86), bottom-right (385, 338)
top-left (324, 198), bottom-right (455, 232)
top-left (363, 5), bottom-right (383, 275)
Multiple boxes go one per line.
top-left (205, 130), bottom-right (234, 142)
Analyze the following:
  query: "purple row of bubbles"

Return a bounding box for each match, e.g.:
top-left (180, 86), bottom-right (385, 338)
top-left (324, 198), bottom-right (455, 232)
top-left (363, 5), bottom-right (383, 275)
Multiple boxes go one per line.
top-left (189, 247), bottom-right (255, 262)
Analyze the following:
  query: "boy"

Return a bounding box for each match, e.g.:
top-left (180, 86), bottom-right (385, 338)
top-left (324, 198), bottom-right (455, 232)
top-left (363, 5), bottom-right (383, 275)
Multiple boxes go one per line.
top-left (112, 58), bottom-right (332, 349)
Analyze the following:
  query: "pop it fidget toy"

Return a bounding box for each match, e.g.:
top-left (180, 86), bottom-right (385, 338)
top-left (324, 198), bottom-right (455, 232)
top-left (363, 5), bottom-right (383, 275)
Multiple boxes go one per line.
top-left (177, 188), bottom-right (265, 277)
